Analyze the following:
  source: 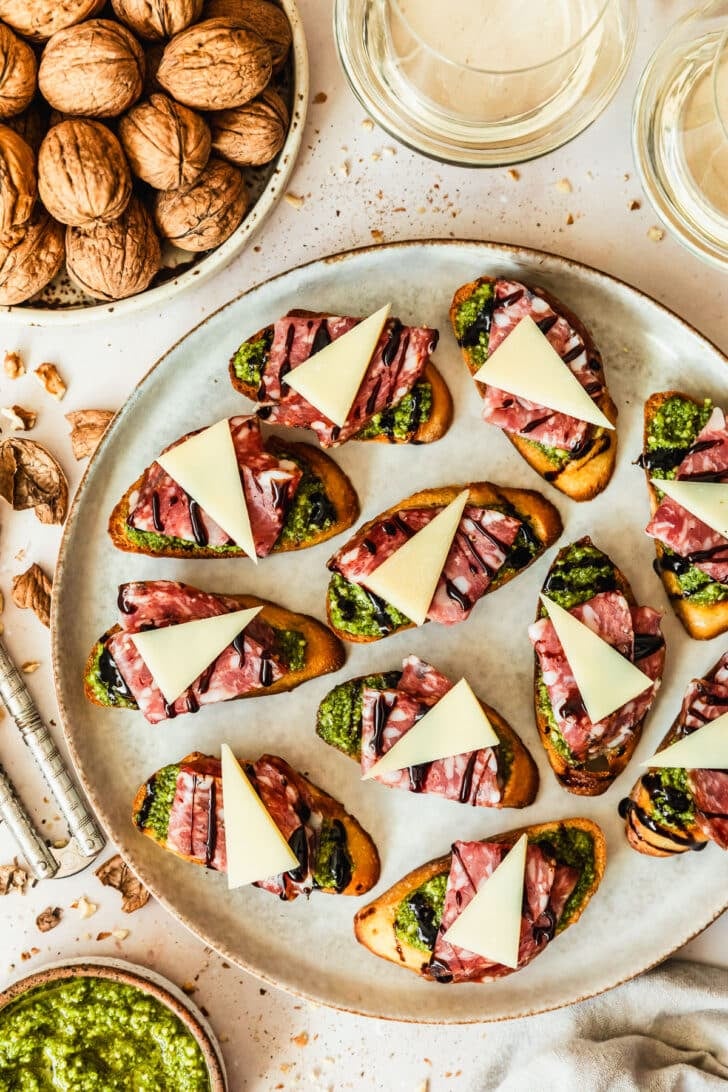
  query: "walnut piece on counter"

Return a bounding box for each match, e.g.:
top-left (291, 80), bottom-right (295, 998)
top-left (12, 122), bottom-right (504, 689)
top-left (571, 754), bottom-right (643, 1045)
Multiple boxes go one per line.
top-left (21, 660), bottom-right (40, 673)
top-left (11, 562), bottom-right (52, 626)
top-left (65, 409), bottom-right (114, 460)
top-left (3, 350), bottom-right (24, 378)
top-left (95, 853), bottom-right (151, 913)
top-left (36, 906), bottom-right (62, 931)
top-left (33, 362), bottom-right (66, 400)
top-left (0, 438), bottom-right (68, 524)
top-left (0, 859), bottom-right (28, 895)
top-left (1, 405), bottom-right (36, 430)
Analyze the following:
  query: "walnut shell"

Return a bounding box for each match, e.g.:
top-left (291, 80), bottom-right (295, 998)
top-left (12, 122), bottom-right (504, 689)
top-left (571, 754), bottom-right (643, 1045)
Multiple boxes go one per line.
top-left (0, 1), bottom-right (105, 43)
top-left (210, 86), bottom-right (287, 166)
top-left (0, 124), bottom-right (36, 235)
top-left (204, 0), bottom-right (291, 71)
top-left (39, 19), bottom-right (145, 119)
top-left (66, 195), bottom-right (161, 300)
top-left (111, 0), bottom-right (204, 40)
top-left (153, 155), bottom-right (246, 250)
top-left (157, 17), bottom-right (271, 110)
top-left (38, 120), bottom-right (132, 227)
top-left (0, 205), bottom-right (64, 304)
top-left (119, 93), bottom-right (210, 190)
top-left (0, 24), bottom-right (37, 119)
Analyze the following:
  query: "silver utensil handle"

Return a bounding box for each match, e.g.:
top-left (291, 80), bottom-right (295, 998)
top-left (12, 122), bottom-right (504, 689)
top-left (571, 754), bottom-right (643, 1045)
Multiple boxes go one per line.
top-left (0, 639), bottom-right (105, 858)
top-left (0, 765), bottom-right (58, 880)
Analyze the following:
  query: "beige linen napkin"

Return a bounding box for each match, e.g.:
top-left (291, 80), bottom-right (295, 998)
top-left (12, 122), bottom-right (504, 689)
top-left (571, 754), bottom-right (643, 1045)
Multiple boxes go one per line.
top-left (487, 961), bottom-right (728, 1091)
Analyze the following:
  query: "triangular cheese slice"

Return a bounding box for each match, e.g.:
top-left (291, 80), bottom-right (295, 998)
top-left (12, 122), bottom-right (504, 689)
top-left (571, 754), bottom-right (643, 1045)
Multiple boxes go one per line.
top-left (540, 594), bottom-right (652, 723)
top-left (130, 607), bottom-right (262, 705)
top-left (443, 834), bottom-right (527, 969)
top-left (473, 315), bottom-right (614, 430)
top-left (362, 490), bottom-right (470, 626)
top-left (157, 419), bottom-right (257, 562)
top-left (651, 479), bottom-right (728, 539)
top-left (645, 712), bottom-right (728, 769)
top-left (221, 744), bottom-right (298, 889)
top-left (362, 678), bottom-right (499, 779)
top-left (284, 304), bottom-right (391, 427)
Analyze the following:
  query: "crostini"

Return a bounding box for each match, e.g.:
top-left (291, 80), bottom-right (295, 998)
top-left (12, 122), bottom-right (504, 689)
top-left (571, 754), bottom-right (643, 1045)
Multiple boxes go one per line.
top-left (354, 818), bottom-right (605, 983)
top-left (621, 650), bottom-right (728, 857)
top-left (229, 308), bottom-right (453, 446)
top-left (109, 415), bottom-right (359, 559)
top-left (84, 580), bottom-right (344, 724)
top-left (133, 751), bottom-right (380, 898)
top-left (450, 276), bottom-right (617, 501)
top-left (316, 655), bottom-right (539, 808)
top-left (530, 537), bottom-right (665, 796)
top-left (325, 482), bottom-right (562, 643)
top-left (640, 391), bottom-right (728, 640)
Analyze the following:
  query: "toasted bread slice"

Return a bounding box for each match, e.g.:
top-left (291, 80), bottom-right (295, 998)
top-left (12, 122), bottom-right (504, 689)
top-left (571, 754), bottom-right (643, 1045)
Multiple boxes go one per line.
top-left (84, 593), bottom-right (345, 711)
top-left (228, 311), bottom-right (453, 445)
top-left (108, 433), bottom-right (360, 560)
top-left (354, 817), bottom-right (605, 979)
top-left (643, 390), bottom-right (728, 640)
top-left (449, 277), bottom-right (617, 502)
top-left (316, 669), bottom-right (539, 808)
top-left (533, 537), bottom-right (663, 797)
top-left (325, 481), bottom-right (563, 644)
top-left (133, 751), bottom-right (380, 897)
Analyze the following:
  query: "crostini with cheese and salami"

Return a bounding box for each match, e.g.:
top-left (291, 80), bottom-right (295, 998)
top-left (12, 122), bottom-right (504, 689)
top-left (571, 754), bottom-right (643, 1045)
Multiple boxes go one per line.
top-left (316, 655), bottom-right (538, 808)
top-left (325, 482), bottom-right (562, 643)
top-left (354, 818), bottom-right (605, 983)
top-left (229, 308), bottom-right (453, 447)
top-left (640, 391), bottom-right (728, 640)
top-left (530, 537), bottom-right (665, 796)
top-left (450, 276), bottom-right (617, 501)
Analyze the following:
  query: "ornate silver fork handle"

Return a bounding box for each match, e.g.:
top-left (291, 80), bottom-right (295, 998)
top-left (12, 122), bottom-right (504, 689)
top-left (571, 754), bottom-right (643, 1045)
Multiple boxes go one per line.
top-left (0, 764), bottom-right (59, 879)
top-left (0, 637), bottom-right (105, 859)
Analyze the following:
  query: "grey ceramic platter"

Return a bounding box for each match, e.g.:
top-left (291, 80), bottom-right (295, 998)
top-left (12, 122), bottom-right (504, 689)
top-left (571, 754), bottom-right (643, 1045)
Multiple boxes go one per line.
top-left (52, 240), bottom-right (728, 1022)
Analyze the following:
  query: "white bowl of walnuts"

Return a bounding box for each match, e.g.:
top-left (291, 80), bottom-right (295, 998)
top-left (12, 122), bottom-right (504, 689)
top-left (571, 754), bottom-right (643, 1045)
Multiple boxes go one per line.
top-left (0, 0), bottom-right (307, 322)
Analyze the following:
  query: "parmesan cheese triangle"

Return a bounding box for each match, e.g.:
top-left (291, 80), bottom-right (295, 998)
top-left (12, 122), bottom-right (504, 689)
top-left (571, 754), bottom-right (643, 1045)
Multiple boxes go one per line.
top-left (284, 304), bottom-right (391, 427)
top-left (157, 419), bottom-right (257, 562)
top-left (130, 606), bottom-right (262, 705)
top-left (540, 594), bottom-right (652, 723)
top-left (652, 479), bottom-right (728, 539)
top-left (362, 678), bottom-right (499, 779)
top-left (645, 711), bottom-right (728, 769)
top-left (473, 315), bottom-right (614, 430)
top-left (443, 834), bottom-right (527, 969)
top-left (362, 489), bottom-right (470, 626)
top-left (221, 744), bottom-right (298, 889)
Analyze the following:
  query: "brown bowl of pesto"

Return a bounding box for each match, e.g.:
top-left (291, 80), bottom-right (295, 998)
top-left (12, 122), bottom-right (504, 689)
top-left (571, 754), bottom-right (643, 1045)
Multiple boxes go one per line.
top-left (0, 957), bottom-right (226, 1091)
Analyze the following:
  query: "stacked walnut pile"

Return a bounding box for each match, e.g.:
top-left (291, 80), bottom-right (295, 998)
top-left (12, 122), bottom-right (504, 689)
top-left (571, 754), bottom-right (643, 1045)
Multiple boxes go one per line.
top-left (0, 0), bottom-right (292, 304)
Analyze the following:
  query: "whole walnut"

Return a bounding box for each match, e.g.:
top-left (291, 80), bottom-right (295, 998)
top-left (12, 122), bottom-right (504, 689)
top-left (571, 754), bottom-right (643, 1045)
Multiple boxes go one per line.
top-left (66, 195), bottom-right (161, 300)
top-left (0, 25), bottom-right (37, 119)
top-left (0, 124), bottom-right (36, 236)
top-left (157, 18), bottom-right (271, 110)
top-left (204, 0), bottom-right (291, 71)
top-left (153, 156), bottom-right (247, 250)
top-left (0, 205), bottom-right (64, 304)
top-left (112, 0), bottom-right (204, 40)
top-left (119, 94), bottom-right (210, 190)
top-left (210, 87), bottom-right (287, 166)
top-left (38, 120), bottom-right (132, 227)
top-left (39, 20), bottom-right (145, 119)
top-left (0, 0), bottom-right (105, 42)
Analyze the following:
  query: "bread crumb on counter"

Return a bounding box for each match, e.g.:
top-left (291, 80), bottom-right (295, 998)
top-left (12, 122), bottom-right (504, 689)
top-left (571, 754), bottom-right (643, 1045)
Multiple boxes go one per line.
top-left (284, 192), bottom-right (305, 209)
top-left (3, 351), bottom-right (25, 379)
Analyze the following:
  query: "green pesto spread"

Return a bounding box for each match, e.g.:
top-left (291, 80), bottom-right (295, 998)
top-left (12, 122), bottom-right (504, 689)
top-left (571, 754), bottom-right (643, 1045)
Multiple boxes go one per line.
top-left (453, 282), bottom-right (494, 367)
top-left (316, 672), bottom-right (401, 757)
top-left (312, 819), bottom-right (353, 891)
top-left (356, 381), bottom-right (433, 442)
top-left (0, 977), bottom-right (210, 1091)
top-left (393, 873), bottom-right (448, 954)
top-left (123, 525), bottom-right (239, 557)
top-left (275, 450), bottom-right (335, 548)
top-left (530, 826), bottom-right (595, 929)
top-left (648, 766), bottom-right (695, 829)
top-left (135, 764), bottom-right (180, 842)
top-left (327, 573), bottom-right (412, 639)
top-left (86, 641), bottom-right (137, 709)
top-left (537, 674), bottom-right (574, 762)
top-left (523, 436), bottom-right (571, 469)
top-left (646, 395), bottom-right (728, 605)
top-left (231, 331), bottom-right (273, 387)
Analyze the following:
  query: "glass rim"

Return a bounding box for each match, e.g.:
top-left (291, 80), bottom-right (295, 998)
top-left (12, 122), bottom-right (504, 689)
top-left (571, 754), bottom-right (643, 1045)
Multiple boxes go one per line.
top-left (712, 25), bottom-right (728, 141)
top-left (386, 0), bottom-right (613, 76)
